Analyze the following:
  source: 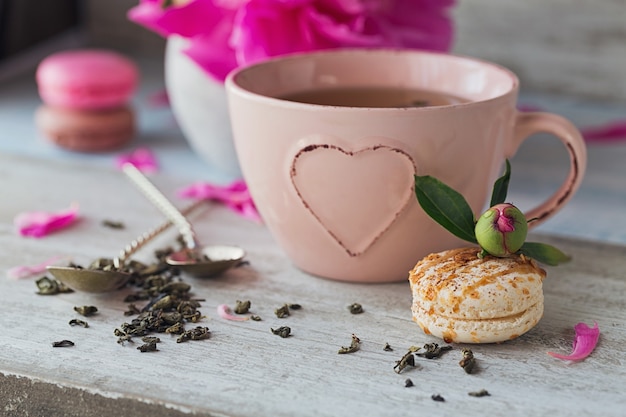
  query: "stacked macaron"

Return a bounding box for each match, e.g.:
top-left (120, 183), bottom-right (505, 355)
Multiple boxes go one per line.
top-left (409, 247), bottom-right (546, 344)
top-left (35, 49), bottom-right (139, 152)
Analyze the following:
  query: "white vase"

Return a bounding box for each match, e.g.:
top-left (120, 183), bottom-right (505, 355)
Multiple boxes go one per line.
top-left (165, 36), bottom-right (241, 178)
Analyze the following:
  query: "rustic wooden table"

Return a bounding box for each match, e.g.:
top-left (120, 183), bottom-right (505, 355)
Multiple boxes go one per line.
top-left (1, 60), bottom-right (626, 417)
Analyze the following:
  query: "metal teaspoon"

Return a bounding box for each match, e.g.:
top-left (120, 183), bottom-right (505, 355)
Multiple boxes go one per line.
top-left (122, 164), bottom-right (245, 278)
top-left (46, 199), bottom-right (205, 293)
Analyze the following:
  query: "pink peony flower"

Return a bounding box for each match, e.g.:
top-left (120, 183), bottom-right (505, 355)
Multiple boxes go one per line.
top-left (475, 203), bottom-right (528, 257)
top-left (129, 0), bottom-right (455, 81)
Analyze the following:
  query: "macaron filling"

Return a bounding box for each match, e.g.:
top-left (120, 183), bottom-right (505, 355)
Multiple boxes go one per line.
top-left (411, 298), bottom-right (544, 344)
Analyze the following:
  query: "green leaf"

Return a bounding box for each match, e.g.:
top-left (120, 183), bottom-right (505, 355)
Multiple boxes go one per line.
top-left (490, 159), bottom-right (511, 206)
top-left (414, 175), bottom-right (477, 244)
top-left (518, 242), bottom-right (571, 266)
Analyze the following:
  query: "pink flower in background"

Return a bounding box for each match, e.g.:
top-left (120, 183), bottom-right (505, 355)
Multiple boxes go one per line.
top-left (129, 0), bottom-right (456, 81)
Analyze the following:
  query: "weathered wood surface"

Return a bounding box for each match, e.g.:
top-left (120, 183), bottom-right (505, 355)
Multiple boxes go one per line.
top-left (1, 154), bottom-right (625, 417)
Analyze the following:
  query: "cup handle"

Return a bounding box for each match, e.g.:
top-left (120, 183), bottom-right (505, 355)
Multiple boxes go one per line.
top-left (509, 112), bottom-right (587, 228)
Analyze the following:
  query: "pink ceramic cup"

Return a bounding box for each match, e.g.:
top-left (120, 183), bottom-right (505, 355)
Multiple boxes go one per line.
top-left (225, 49), bottom-right (587, 283)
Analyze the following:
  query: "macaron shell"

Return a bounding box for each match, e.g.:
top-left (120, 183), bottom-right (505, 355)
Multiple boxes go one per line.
top-left (35, 105), bottom-right (135, 152)
top-left (409, 247), bottom-right (545, 320)
top-left (408, 247), bottom-right (546, 344)
top-left (36, 50), bottom-right (138, 110)
top-left (411, 297), bottom-right (544, 344)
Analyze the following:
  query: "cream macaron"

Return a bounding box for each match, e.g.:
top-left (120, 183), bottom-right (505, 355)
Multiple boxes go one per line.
top-left (409, 247), bottom-right (546, 344)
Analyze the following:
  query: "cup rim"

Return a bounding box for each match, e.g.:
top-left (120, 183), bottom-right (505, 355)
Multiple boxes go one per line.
top-left (226, 48), bottom-right (519, 111)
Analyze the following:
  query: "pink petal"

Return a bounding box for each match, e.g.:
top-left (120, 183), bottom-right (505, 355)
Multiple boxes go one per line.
top-left (217, 304), bottom-right (249, 321)
top-left (14, 203), bottom-right (80, 238)
top-left (225, 200), bottom-right (263, 223)
top-left (115, 147), bottom-right (159, 173)
top-left (177, 181), bottom-right (262, 222)
top-left (7, 256), bottom-right (71, 280)
top-left (548, 322), bottom-right (600, 361)
top-left (581, 120), bottom-right (626, 143)
top-left (518, 104), bottom-right (626, 144)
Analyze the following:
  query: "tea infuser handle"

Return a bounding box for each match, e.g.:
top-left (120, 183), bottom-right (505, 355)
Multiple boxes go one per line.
top-left (122, 163), bottom-right (199, 251)
top-left (114, 199), bottom-right (206, 268)
top-left (509, 111), bottom-right (587, 228)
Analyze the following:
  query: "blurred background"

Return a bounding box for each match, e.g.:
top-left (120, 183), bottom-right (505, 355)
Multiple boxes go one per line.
top-left (1, 0), bottom-right (624, 101)
top-left (0, 0), bottom-right (625, 243)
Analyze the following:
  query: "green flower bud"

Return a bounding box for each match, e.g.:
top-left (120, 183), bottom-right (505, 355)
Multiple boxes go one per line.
top-left (475, 203), bottom-right (528, 257)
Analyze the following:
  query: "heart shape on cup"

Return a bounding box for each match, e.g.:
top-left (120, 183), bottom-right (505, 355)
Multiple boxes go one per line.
top-left (290, 143), bottom-right (416, 257)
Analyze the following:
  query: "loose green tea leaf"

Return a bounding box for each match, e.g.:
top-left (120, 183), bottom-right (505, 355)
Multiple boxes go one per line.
top-left (177, 326), bottom-right (211, 343)
top-left (274, 304), bottom-right (290, 318)
top-left (114, 246), bottom-right (207, 348)
top-left (161, 282), bottom-right (192, 294)
top-left (405, 379), bottom-right (414, 388)
top-left (490, 159), bottom-right (511, 207)
top-left (114, 328), bottom-right (133, 345)
top-left (414, 175), bottom-right (477, 243)
top-left (383, 343), bottom-right (393, 352)
top-left (74, 306), bottom-right (98, 317)
top-left (518, 242), bottom-right (571, 266)
top-left (468, 389), bottom-right (491, 397)
top-left (271, 326), bottom-right (291, 338)
top-left (234, 300), bottom-right (251, 314)
top-left (137, 342), bottom-right (159, 352)
top-left (165, 322), bottom-right (185, 334)
top-left (36, 276), bottom-right (73, 295)
top-left (52, 340), bottom-right (74, 348)
top-left (124, 304), bottom-right (141, 316)
top-left (338, 334), bottom-right (360, 354)
top-left (348, 303), bottom-right (364, 314)
top-left (431, 394), bottom-right (445, 402)
top-left (394, 350), bottom-right (417, 373)
top-left (141, 336), bottom-right (161, 344)
top-left (137, 336), bottom-right (161, 352)
top-left (416, 343), bottom-right (453, 359)
top-left (101, 219), bottom-right (125, 229)
top-left (250, 315), bottom-right (262, 321)
top-left (288, 303), bottom-right (302, 310)
top-left (460, 348), bottom-right (476, 374)
top-left (69, 319), bottom-right (88, 328)
top-left (151, 295), bottom-right (174, 310)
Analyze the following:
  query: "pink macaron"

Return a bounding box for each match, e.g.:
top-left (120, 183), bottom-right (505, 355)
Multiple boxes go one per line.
top-left (36, 49), bottom-right (138, 110)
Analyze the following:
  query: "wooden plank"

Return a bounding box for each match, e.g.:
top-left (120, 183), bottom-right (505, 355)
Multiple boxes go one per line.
top-left (1, 154), bottom-right (625, 416)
